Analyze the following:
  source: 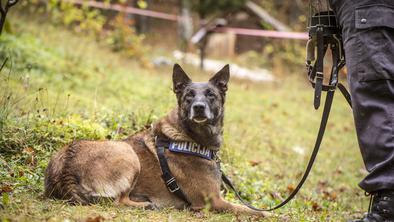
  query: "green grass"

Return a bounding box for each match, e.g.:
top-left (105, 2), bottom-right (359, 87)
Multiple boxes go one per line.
top-left (0, 14), bottom-right (369, 221)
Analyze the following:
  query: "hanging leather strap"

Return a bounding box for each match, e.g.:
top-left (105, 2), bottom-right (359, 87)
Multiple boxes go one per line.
top-left (155, 136), bottom-right (191, 206)
top-left (338, 83), bottom-right (352, 107)
top-left (314, 26), bottom-right (325, 109)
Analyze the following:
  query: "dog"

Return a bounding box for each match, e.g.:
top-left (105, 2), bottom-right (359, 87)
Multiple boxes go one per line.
top-left (44, 64), bottom-right (270, 217)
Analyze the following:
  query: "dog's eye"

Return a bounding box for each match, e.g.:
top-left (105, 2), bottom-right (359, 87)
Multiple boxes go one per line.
top-left (206, 91), bottom-right (216, 99)
top-left (185, 92), bottom-right (194, 102)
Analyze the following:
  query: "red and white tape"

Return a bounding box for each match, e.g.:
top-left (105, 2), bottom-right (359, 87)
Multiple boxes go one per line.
top-left (62, 0), bottom-right (308, 40)
top-left (215, 27), bottom-right (308, 40)
top-left (64, 0), bottom-right (179, 21)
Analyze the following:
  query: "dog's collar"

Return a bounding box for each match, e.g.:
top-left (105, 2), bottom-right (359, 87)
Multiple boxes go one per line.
top-left (155, 135), bottom-right (217, 160)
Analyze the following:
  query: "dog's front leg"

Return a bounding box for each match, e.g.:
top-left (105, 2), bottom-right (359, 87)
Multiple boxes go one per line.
top-left (210, 196), bottom-right (271, 218)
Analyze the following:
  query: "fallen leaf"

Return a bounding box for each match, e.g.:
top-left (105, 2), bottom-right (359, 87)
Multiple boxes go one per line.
top-left (323, 190), bottom-right (337, 201)
top-left (318, 180), bottom-right (328, 188)
top-left (0, 185), bottom-right (13, 193)
top-left (339, 186), bottom-right (347, 192)
top-left (312, 202), bottom-right (322, 211)
top-left (249, 160), bottom-right (262, 167)
top-left (85, 216), bottom-right (104, 222)
top-left (287, 184), bottom-right (295, 193)
top-left (23, 147), bottom-right (34, 154)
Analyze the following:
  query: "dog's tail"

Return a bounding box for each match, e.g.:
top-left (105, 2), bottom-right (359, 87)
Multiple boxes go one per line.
top-left (61, 141), bottom-right (95, 204)
top-left (45, 142), bottom-right (93, 205)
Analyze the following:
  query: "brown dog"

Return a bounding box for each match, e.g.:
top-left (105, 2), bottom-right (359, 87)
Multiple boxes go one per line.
top-left (44, 64), bottom-right (269, 217)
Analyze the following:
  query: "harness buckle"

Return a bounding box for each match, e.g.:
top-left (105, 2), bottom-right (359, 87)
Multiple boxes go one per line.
top-left (316, 71), bottom-right (323, 79)
top-left (166, 177), bottom-right (180, 193)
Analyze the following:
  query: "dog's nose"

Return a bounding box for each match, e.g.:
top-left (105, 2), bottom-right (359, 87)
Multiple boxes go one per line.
top-left (192, 102), bottom-right (206, 113)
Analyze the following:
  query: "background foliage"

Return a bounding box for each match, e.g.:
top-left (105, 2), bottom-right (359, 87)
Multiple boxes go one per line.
top-left (0, 1), bottom-right (367, 221)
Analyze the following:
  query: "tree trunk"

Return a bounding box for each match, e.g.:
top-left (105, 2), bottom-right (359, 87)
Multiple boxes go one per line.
top-left (0, 13), bottom-right (6, 35)
top-left (133, 0), bottom-right (151, 34)
top-left (178, 0), bottom-right (193, 53)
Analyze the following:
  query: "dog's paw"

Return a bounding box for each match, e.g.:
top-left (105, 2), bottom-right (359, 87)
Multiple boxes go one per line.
top-left (143, 202), bottom-right (158, 210)
top-left (249, 211), bottom-right (271, 218)
top-left (192, 211), bottom-right (206, 219)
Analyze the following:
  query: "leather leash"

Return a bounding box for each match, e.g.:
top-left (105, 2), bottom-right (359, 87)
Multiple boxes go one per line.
top-left (221, 21), bottom-right (352, 211)
top-left (221, 89), bottom-right (339, 211)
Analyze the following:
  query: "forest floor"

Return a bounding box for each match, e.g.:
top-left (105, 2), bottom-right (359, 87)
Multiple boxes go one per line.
top-left (0, 14), bottom-right (368, 222)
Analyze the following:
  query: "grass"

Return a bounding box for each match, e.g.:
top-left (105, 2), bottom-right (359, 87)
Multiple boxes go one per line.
top-left (0, 13), bottom-right (368, 221)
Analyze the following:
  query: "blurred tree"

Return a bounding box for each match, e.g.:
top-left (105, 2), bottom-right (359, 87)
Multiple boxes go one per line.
top-left (192, 0), bottom-right (246, 19)
top-left (178, 0), bottom-right (193, 52)
top-left (191, 0), bottom-right (245, 70)
top-left (133, 0), bottom-right (151, 34)
top-left (0, 0), bottom-right (19, 34)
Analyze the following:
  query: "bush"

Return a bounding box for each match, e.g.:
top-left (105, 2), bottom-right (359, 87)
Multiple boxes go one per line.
top-left (20, 0), bottom-right (150, 64)
top-left (106, 14), bottom-right (151, 66)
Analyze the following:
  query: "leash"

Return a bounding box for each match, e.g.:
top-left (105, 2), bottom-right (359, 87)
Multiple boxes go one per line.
top-left (221, 89), bottom-right (338, 211)
top-left (220, 9), bottom-right (352, 211)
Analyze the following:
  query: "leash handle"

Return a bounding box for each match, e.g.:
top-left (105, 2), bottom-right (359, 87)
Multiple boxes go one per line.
top-left (313, 26), bottom-right (325, 109)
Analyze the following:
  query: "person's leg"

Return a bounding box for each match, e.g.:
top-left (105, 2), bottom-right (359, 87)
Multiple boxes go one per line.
top-left (330, 0), bottom-right (394, 220)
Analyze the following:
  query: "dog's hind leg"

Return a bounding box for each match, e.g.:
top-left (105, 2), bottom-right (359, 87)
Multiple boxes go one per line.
top-left (115, 191), bottom-right (154, 209)
top-left (114, 167), bottom-right (155, 209)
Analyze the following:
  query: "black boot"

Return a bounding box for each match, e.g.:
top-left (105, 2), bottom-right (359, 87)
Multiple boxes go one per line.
top-left (350, 190), bottom-right (394, 222)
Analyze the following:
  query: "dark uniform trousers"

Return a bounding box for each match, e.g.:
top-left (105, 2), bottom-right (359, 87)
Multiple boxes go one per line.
top-left (330, 0), bottom-right (394, 192)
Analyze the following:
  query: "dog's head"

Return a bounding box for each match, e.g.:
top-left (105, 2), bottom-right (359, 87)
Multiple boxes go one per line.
top-left (172, 64), bottom-right (229, 126)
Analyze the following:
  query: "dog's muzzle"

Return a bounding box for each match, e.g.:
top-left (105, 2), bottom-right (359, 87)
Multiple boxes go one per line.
top-left (190, 102), bottom-right (213, 123)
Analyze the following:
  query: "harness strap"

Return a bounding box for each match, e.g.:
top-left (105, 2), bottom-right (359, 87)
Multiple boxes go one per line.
top-left (155, 136), bottom-right (191, 205)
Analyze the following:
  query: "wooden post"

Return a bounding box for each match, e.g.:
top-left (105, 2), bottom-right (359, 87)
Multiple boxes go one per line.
top-left (133, 0), bottom-right (151, 34)
top-left (245, 1), bottom-right (291, 32)
top-left (178, 0), bottom-right (193, 53)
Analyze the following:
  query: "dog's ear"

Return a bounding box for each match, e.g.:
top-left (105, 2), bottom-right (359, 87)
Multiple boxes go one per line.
top-left (172, 64), bottom-right (191, 95)
top-left (209, 64), bottom-right (230, 94)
